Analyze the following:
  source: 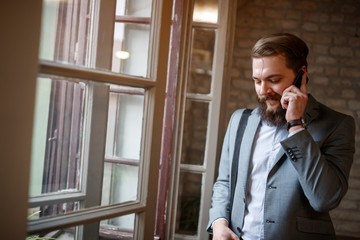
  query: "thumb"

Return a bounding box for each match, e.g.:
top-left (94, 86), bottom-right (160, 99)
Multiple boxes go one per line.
top-left (232, 233), bottom-right (240, 240)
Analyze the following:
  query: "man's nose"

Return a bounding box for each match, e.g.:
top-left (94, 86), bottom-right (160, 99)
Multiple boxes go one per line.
top-left (259, 82), bottom-right (271, 95)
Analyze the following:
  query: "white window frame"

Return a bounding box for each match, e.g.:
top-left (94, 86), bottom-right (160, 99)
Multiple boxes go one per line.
top-left (165, 0), bottom-right (235, 239)
top-left (27, 0), bottom-right (174, 239)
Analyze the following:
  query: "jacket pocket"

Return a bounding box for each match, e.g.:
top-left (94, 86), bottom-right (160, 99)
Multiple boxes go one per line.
top-left (296, 217), bottom-right (334, 235)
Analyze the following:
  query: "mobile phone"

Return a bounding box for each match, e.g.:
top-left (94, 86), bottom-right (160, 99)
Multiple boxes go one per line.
top-left (293, 70), bottom-right (304, 89)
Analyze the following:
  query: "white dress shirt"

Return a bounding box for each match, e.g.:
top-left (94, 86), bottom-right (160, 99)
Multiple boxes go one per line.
top-left (241, 122), bottom-right (288, 240)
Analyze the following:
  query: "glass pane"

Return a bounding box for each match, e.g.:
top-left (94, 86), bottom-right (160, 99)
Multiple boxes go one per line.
top-left (39, 0), bottom-right (92, 65)
top-left (39, 0), bottom-right (152, 78)
top-left (102, 162), bottom-right (139, 205)
top-left (187, 28), bottom-right (215, 94)
top-left (30, 77), bottom-right (85, 197)
top-left (100, 214), bottom-right (135, 239)
top-left (175, 172), bottom-right (202, 235)
top-left (28, 201), bottom-right (80, 220)
top-left (193, 0), bottom-right (218, 23)
top-left (103, 86), bottom-right (144, 204)
top-left (30, 77), bottom-right (146, 219)
top-left (116, 0), bottom-right (152, 17)
top-left (105, 86), bottom-right (144, 159)
top-left (112, 23), bottom-right (150, 77)
top-left (181, 100), bottom-right (209, 165)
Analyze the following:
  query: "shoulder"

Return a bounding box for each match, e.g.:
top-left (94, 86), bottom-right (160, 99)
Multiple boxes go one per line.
top-left (230, 108), bottom-right (256, 120)
top-left (229, 109), bottom-right (253, 125)
top-left (226, 108), bottom-right (257, 133)
top-left (307, 95), bottom-right (355, 138)
top-left (315, 98), bottom-right (354, 126)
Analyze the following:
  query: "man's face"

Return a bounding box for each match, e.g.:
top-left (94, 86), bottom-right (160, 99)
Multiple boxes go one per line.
top-left (252, 54), bottom-right (296, 126)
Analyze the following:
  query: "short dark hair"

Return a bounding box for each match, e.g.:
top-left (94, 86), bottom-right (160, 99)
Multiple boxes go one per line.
top-left (251, 33), bottom-right (309, 74)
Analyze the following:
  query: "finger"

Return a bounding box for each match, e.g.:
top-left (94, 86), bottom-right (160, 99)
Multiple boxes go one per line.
top-left (282, 90), bottom-right (301, 109)
top-left (281, 94), bottom-right (289, 109)
top-left (282, 84), bottom-right (301, 98)
top-left (281, 90), bottom-right (295, 106)
top-left (281, 97), bottom-right (288, 109)
top-left (232, 234), bottom-right (240, 240)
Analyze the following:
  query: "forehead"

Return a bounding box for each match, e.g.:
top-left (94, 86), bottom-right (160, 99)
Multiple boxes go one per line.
top-left (252, 55), bottom-right (289, 77)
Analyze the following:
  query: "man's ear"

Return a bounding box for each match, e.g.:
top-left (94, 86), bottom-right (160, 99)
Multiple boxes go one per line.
top-left (301, 65), bottom-right (309, 84)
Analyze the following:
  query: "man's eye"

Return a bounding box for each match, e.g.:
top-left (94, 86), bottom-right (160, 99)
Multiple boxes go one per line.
top-left (253, 79), bottom-right (261, 84)
top-left (270, 78), bottom-right (280, 83)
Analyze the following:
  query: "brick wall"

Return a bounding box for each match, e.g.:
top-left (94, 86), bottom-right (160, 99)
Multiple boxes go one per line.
top-left (227, 0), bottom-right (360, 237)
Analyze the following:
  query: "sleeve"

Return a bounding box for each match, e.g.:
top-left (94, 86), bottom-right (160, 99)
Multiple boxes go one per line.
top-left (280, 114), bottom-right (355, 212)
top-left (207, 110), bottom-right (241, 233)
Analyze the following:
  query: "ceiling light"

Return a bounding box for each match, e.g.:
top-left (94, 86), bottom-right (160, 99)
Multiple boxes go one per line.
top-left (115, 51), bottom-right (130, 60)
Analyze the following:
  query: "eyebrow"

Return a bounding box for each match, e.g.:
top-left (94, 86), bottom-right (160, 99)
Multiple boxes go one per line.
top-left (252, 74), bottom-right (283, 80)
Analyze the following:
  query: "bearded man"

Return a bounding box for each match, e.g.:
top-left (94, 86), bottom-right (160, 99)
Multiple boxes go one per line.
top-left (207, 33), bottom-right (355, 240)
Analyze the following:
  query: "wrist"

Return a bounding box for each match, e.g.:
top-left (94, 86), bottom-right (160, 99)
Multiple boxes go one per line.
top-left (287, 117), bottom-right (306, 131)
top-left (212, 218), bottom-right (228, 230)
top-left (288, 124), bottom-right (304, 133)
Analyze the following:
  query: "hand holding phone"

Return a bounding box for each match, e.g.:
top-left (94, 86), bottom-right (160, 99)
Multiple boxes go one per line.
top-left (282, 69), bottom-right (309, 124)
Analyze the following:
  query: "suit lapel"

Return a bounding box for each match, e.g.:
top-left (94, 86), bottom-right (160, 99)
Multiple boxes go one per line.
top-left (236, 109), bottom-right (261, 193)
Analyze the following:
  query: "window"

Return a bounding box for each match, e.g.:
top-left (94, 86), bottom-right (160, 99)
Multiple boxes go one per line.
top-left (26, 0), bottom-right (234, 239)
top-left (165, 0), bottom-right (233, 239)
top-left (28, 0), bottom-right (172, 239)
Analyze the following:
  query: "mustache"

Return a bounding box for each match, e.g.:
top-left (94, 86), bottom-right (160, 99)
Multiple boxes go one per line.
top-left (257, 93), bottom-right (287, 127)
top-left (258, 93), bottom-right (282, 103)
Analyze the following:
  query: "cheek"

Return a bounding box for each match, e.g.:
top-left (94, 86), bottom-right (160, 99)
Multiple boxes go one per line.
top-left (254, 84), bottom-right (262, 95)
top-left (271, 85), bottom-right (285, 96)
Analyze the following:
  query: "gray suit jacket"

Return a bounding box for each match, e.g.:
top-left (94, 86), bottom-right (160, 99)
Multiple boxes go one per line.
top-left (208, 95), bottom-right (355, 240)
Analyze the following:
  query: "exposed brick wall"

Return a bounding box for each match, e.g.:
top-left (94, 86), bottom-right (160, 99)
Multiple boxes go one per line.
top-left (227, 0), bottom-right (360, 237)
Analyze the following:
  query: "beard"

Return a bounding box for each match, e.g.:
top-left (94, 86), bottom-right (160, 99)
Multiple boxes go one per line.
top-left (257, 93), bottom-right (286, 127)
